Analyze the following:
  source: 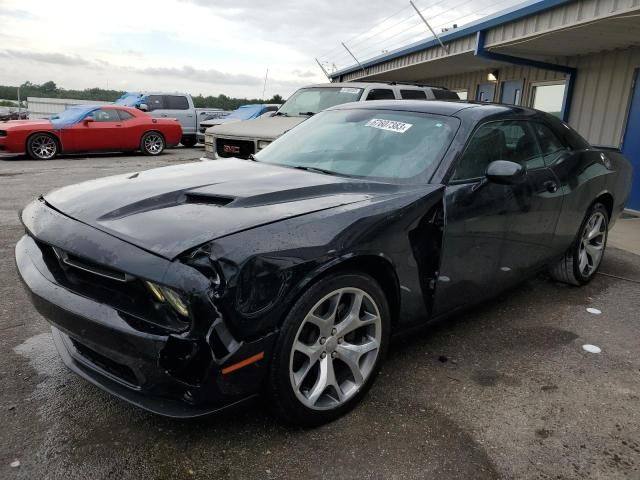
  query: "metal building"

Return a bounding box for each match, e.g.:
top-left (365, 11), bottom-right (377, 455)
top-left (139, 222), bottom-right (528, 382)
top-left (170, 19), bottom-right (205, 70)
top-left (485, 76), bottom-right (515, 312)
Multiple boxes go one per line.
top-left (26, 97), bottom-right (112, 119)
top-left (329, 0), bottom-right (640, 211)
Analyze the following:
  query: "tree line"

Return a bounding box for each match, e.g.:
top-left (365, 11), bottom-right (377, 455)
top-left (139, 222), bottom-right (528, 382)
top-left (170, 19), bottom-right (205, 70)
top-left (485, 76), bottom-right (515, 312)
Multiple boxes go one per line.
top-left (0, 81), bottom-right (284, 111)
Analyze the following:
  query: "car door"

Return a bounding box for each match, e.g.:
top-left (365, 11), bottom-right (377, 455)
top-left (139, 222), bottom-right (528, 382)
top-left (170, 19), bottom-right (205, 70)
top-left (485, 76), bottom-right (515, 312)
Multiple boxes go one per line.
top-left (495, 120), bottom-right (563, 283)
top-left (62, 108), bottom-right (124, 152)
top-left (115, 109), bottom-right (142, 150)
top-left (433, 125), bottom-right (511, 316)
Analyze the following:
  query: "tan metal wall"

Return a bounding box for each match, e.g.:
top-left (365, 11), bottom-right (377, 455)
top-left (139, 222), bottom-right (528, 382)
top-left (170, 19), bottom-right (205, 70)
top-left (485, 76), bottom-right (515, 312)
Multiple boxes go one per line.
top-left (422, 47), bottom-right (640, 147)
top-left (568, 47), bottom-right (640, 146)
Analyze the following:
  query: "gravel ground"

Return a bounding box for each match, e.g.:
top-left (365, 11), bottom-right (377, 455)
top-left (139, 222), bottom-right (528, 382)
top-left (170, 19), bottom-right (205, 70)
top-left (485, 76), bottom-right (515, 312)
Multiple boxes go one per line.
top-left (1, 149), bottom-right (639, 480)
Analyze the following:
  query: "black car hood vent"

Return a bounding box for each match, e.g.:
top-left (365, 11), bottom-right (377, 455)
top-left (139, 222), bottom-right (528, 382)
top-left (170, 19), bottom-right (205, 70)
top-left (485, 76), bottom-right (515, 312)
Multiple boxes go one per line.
top-left (184, 192), bottom-right (235, 207)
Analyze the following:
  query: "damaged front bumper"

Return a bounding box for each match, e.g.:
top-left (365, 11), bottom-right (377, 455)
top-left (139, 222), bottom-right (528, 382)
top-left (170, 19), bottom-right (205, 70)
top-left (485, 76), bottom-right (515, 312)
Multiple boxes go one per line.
top-left (15, 200), bottom-right (277, 418)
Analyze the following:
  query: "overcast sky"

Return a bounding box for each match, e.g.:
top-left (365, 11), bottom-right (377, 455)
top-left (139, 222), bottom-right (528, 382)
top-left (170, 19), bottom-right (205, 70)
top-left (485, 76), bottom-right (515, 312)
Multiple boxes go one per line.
top-left (0, 0), bottom-right (522, 98)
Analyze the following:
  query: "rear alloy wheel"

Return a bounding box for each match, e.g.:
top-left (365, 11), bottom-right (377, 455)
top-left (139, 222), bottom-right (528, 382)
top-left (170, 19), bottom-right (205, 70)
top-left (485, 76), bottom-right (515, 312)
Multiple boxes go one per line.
top-left (269, 273), bottom-right (390, 426)
top-left (27, 133), bottom-right (58, 160)
top-left (141, 132), bottom-right (165, 156)
top-left (550, 203), bottom-right (609, 285)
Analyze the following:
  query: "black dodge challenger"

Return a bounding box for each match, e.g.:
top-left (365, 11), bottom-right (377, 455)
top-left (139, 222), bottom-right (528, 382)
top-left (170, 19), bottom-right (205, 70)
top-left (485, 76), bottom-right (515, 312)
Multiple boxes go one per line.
top-left (16, 101), bottom-right (632, 426)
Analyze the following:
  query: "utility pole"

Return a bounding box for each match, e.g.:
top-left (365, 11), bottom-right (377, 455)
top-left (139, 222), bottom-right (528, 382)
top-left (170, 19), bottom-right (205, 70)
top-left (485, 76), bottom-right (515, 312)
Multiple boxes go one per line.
top-left (410, 0), bottom-right (449, 53)
top-left (17, 85), bottom-right (21, 116)
top-left (262, 68), bottom-right (269, 100)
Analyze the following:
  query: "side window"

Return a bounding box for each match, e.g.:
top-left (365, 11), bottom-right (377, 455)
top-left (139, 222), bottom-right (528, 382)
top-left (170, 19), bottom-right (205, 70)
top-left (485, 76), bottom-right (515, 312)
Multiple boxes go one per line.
top-left (400, 89), bottom-right (427, 100)
top-left (532, 122), bottom-right (569, 166)
top-left (451, 120), bottom-right (543, 181)
top-left (432, 89), bottom-right (460, 100)
top-left (365, 89), bottom-right (395, 101)
top-left (165, 95), bottom-right (189, 110)
top-left (146, 95), bottom-right (165, 111)
top-left (117, 110), bottom-right (135, 121)
top-left (90, 109), bottom-right (120, 122)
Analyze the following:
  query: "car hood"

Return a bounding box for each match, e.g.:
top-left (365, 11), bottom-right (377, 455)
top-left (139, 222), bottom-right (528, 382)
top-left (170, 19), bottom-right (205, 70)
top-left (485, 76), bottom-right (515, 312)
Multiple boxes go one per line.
top-left (201, 117), bottom-right (241, 128)
top-left (208, 115), bottom-right (306, 140)
top-left (42, 159), bottom-right (409, 259)
top-left (2, 119), bottom-right (51, 130)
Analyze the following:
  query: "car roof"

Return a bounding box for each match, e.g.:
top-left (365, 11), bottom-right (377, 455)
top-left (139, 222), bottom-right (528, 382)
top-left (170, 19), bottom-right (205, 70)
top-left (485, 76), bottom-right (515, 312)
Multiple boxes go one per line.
top-left (301, 82), bottom-right (449, 90)
top-left (327, 100), bottom-right (542, 118)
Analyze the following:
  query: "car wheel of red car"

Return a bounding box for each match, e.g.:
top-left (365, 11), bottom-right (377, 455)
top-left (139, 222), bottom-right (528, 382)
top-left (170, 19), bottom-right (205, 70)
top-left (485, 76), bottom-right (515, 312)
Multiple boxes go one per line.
top-left (141, 132), bottom-right (165, 156)
top-left (27, 133), bottom-right (58, 160)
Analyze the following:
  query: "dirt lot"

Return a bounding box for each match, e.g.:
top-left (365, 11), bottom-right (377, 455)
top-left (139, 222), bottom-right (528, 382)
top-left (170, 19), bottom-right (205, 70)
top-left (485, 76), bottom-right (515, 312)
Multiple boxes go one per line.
top-left (1, 149), bottom-right (639, 480)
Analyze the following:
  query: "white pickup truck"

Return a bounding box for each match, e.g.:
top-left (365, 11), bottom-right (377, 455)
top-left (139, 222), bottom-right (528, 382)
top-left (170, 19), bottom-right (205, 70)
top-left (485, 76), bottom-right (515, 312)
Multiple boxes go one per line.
top-left (115, 92), bottom-right (224, 147)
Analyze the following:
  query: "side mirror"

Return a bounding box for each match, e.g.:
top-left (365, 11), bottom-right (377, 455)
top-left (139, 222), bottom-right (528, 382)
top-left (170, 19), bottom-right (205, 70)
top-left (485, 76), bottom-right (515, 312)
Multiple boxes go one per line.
top-left (138, 103), bottom-right (149, 112)
top-left (83, 117), bottom-right (94, 125)
top-left (486, 160), bottom-right (526, 185)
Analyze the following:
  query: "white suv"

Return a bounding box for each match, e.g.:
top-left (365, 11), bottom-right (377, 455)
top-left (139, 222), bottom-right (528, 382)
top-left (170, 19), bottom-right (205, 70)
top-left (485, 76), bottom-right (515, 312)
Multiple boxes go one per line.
top-left (202, 82), bottom-right (459, 160)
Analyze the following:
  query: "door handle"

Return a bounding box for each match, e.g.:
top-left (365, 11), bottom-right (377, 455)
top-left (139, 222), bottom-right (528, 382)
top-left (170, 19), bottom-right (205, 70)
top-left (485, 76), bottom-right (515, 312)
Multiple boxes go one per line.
top-left (187, 115), bottom-right (194, 118)
top-left (115, 124), bottom-right (122, 127)
top-left (544, 180), bottom-right (558, 193)
top-left (161, 114), bottom-right (168, 117)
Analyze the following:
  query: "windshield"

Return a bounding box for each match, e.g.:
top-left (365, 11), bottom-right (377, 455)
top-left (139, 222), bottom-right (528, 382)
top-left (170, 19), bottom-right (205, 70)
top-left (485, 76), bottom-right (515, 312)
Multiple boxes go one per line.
top-left (115, 93), bottom-right (145, 107)
top-left (255, 109), bottom-right (459, 183)
top-left (49, 106), bottom-right (100, 128)
top-left (227, 105), bottom-right (263, 120)
top-left (277, 87), bottom-right (363, 117)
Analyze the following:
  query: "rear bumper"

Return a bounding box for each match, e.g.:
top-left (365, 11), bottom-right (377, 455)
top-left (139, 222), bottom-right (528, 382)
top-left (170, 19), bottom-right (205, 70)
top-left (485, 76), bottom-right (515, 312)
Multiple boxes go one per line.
top-left (15, 222), bottom-right (276, 418)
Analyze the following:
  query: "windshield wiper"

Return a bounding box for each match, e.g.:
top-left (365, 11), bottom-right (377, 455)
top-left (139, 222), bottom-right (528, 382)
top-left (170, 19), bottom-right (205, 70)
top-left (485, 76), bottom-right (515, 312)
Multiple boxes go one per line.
top-left (293, 165), bottom-right (336, 176)
top-left (274, 112), bottom-right (289, 117)
top-left (298, 111), bottom-right (316, 116)
top-left (248, 153), bottom-right (259, 162)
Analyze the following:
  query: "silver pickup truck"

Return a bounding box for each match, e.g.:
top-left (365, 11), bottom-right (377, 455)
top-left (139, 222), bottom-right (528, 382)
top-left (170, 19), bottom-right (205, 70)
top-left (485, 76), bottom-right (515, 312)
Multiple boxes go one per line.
top-left (116, 92), bottom-right (223, 147)
top-left (202, 82), bottom-right (459, 160)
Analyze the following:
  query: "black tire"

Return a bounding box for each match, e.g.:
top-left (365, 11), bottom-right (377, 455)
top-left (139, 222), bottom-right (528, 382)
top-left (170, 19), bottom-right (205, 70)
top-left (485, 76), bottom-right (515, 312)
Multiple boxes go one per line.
top-left (27, 133), bottom-right (58, 160)
top-left (550, 202), bottom-right (609, 286)
top-left (181, 136), bottom-right (197, 148)
top-left (268, 272), bottom-right (390, 427)
top-left (140, 131), bottom-right (165, 156)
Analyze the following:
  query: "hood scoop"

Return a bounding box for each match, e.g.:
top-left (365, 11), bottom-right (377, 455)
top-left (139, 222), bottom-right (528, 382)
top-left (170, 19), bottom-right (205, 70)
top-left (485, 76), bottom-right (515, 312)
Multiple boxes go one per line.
top-left (184, 192), bottom-right (234, 207)
top-left (96, 185), bottom-right (235, 221)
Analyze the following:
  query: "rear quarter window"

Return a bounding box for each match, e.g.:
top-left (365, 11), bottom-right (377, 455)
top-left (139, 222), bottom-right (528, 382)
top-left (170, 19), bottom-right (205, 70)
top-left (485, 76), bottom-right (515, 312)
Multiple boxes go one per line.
top-left (400, 90), bottom-right (427, 100)
top-left (432, 89), bottom-right (460, 100)
top-left (165, 95), bottom-right (190, 110)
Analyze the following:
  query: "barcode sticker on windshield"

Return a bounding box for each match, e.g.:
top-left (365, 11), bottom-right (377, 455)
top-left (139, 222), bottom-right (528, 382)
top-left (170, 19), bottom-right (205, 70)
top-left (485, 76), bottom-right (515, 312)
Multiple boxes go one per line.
top-left (340, 87), bottom-right (361, 94)
top-left (365, 118), bottom-right (413, 133)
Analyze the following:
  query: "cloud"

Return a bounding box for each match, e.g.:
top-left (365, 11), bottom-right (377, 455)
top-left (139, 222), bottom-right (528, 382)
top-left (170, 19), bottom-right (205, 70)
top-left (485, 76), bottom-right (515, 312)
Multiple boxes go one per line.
top-left (0, 49), bottom-right (93, 67)
top-left (291, 69), bottom-right (317, 78)
top-left (2, 48), bottom-right (305, 91)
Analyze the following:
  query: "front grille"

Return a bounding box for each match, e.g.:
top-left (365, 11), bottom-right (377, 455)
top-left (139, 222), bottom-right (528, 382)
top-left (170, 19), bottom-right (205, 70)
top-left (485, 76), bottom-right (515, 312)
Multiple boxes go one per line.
top-left (35, 239), bottom-right (190, 334)
top-left (70, 338), bottom-right (139, 387)
top-left (215, 138), bottom-right (255, 159)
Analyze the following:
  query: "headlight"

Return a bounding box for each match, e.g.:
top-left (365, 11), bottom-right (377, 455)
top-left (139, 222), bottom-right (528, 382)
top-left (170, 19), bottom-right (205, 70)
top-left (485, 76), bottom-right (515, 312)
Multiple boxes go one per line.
top-left (145, 281), bottom-right (189, 317)
top-left (257, 140), bottom-right (271, 150)
top-left (204, 133), bottom-right (214, 144)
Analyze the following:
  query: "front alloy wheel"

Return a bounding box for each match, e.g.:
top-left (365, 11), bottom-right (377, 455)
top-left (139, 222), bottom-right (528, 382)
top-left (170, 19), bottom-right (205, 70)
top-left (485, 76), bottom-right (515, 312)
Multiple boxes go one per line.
top-left (27, 133), bottom-right (58, 160)
top-left (269, 272), bottom-right (390, 427)
top-left (290, 287), bottom-right (382, 410)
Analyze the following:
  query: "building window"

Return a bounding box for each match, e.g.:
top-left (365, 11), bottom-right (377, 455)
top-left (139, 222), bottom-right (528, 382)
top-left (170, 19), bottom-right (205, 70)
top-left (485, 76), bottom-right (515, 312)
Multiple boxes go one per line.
top-left (455, 90), bottom-right (468, 100)
top-left (530, 82), bottom-right (566, 118)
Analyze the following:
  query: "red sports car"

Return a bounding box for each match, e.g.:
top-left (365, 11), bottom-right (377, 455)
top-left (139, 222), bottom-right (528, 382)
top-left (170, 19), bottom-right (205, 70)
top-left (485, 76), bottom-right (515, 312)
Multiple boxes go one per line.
top-left (0, 105), bottom-right (182, 160)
